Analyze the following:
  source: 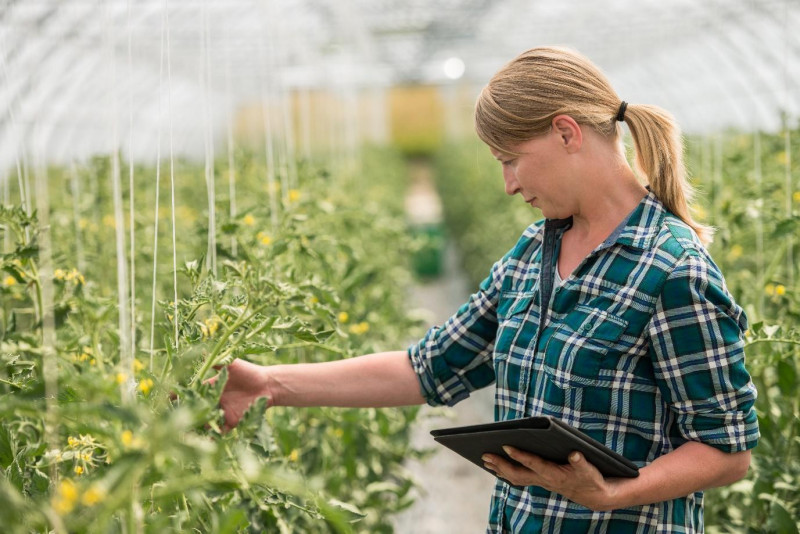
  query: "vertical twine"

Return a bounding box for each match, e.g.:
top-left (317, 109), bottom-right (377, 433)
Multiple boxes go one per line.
top-left (225, 31), bottom-right (237, 256)
top-left (754, 131), bottom-right (765, 317)
top-left (107, 0), bottom-right (133, 403)
top-left (201, 0), bottom-right (217, 276)
top-left (148, 0), bottom-right (167, 371)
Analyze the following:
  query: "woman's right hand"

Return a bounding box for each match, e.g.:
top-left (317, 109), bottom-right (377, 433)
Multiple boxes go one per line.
top-left (206, 358), bottom-right (273, 432)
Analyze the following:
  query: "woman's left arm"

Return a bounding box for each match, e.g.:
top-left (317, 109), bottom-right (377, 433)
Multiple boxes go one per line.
top-left (482, 440), bottom-right (751, 511)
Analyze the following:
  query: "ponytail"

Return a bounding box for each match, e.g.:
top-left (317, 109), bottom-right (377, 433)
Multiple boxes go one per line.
top-left (622, 104), bottom-right (713, 245)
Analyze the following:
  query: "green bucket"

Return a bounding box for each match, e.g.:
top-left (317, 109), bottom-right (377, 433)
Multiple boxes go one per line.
top-left (410, 223), bottom-right (446, 278)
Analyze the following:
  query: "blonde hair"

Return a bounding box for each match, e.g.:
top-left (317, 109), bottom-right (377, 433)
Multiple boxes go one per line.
top-left (475, 46), bottom-right (712, 245)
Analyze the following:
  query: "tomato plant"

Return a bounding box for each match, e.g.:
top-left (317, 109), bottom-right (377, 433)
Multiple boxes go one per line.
top-left (1, 147), bottom-right (427, 533)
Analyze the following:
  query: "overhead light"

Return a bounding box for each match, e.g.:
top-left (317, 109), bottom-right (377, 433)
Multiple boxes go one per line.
top-left (443, 57), bottom-right (465, 80)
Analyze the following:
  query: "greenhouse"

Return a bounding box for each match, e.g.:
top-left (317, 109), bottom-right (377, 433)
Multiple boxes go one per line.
top-left (1, 0), bottom-right (799, 532)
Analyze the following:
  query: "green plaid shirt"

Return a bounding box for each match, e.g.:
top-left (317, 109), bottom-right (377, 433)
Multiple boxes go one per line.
top-left (408, 191), bottom-right (759, 533)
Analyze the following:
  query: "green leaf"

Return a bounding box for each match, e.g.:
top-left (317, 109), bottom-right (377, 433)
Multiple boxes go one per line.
top-left (0, 426), bottom-right (14, 468)
top-left (217, 508), bottom-right (249, 534)
top-left (235, 396), bottom-right (270, 436)
top-left (14, 245), bottom-right (38, 260)
top-left (291, 329), bottom-right (319, 343)
top-left (327, 498), bottom-right (366, 522)
top-left (772, 216), bottom-right (800, 239)
top-left (767, 499), bottom-right (799, 534)
top-left (777, 359), bottom-right (797, 396)
top-left (27, 469), bottom-right (49, 496)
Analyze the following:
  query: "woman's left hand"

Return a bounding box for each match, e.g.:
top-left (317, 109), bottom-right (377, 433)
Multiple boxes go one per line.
top-left (482, 447), bottom-right (618, 511)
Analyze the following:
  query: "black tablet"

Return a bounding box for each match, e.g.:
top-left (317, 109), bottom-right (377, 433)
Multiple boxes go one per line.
top-left (431, 416), bottom-right (639, 479)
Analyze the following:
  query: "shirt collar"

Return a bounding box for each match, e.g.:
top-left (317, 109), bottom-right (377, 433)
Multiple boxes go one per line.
top-left (613, 190), bottom-right (666, 250)
top-left (545, 189), bottom-right (666, 251)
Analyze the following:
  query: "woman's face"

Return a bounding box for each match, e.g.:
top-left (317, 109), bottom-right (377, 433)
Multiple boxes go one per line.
top-left (490, 128), bottom-right (575, 219)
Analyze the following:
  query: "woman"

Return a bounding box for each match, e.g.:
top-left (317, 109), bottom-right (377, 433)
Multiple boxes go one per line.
top-left (213, 47), bottom-right (759, 532)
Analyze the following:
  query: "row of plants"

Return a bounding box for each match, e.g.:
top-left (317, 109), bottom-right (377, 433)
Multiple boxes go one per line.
top-left (1, 146), bottom-right (427, 532)
top-left (431, 127), bottom-right (800, 533)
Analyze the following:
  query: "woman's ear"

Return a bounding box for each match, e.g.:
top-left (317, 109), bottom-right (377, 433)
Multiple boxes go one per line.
top-left (551, 115), bottom-right (582, 153)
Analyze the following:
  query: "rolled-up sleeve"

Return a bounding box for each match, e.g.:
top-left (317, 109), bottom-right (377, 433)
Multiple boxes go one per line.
top-left (407, 252), bottom-right (509, 407)
top-left (647, 252), bottom-right (759, 453)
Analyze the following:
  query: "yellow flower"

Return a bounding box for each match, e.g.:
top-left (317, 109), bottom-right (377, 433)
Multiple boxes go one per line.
top-left (79, 353), bottom-right (90, 362)
top-left (777, 151), bottom-right (788, 165)
top-left (309, 296), bottom-right (319, 305)
top-left (81, 485), bottom-right (105, 506)
top-left (257, 232), bottom-right (272, 245)
top-left (348, 322), bottom-right (370, 335)
top-left (288, 189), bottom-right (301, 202)
top-left (121, 430), bottom-right (133, 447)
top-left (52, 479), bottom-right (78, 514)
top-left (794, 191), bottom-right (800, 203)
top-left (67, 436), bottom-right (78, 448)
top-left (81, 452), bottom-right (92, 462)
top-left (775, 284), bottom-right (786, 296)
top-left (691, 204), bottom-right (707, 221)
top-left (243, 214), bottom-right (255, 226)
top-left (102, 214), bottom-right (116, 228)
top-left (333, 428), bottom-right (344, 438)
top-left (74, 465), bottom-right (84, 475)
top-left (338, 312), bottom-right (349, 323)
top-left (54, 269), bottom-right (66, 281)
top-left (115, 372), bottom-right (127, 385)
top-left (765, 283), bottom-right (775, 296)
top-left (138, 378), bottom-right (154, 395)
top-left (288, 449), bottom-right (299, 462)
top-left (2, 276), bottom-right (16, 287)
top-left (133, 359), bottom-right (145, 372)
top-left (727, 244), bottom-right (743, 261)
top-left (204, 317), bottom-right (220, 337)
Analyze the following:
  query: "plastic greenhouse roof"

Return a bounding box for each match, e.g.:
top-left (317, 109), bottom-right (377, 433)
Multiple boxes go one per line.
top-left (1, 0), bottom-right (799, 171)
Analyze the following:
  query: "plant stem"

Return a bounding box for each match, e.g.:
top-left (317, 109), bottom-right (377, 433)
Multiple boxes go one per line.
top-left (190, 302), bottom-right (271, 385)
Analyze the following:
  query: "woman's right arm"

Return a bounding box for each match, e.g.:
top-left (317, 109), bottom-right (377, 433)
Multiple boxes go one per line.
top-left (213, 351), bottom-right (426, 430)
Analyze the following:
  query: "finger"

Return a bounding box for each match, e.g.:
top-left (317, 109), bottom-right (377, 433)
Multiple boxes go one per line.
top-left (482, 454), bottom-right (498, 470)
top-left (567, 451), bottom-right (602, 479)
top-left (502, 445), bottom-right (546, 472)
top-left (484, 454), bottom-right (529, 482)
top-left (483, 453), bottom-right (515, 471)
top-left (203, 375), bottom-right (218, 386)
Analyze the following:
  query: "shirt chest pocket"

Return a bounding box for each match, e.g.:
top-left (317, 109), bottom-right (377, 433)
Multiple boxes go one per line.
top-left (543, 305), bottom-right (628, 388)
top-left (494, 291), bottom-right (536, 358)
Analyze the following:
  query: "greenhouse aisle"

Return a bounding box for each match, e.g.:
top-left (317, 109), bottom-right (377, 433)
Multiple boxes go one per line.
top-left (394, 165), bottom-right (496, 533)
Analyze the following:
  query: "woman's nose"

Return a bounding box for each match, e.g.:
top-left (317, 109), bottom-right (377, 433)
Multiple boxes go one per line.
top-left (503, 168), bottom-right (520, 196)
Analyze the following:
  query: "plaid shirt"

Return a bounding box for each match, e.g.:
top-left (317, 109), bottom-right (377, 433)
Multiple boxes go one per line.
top-left (408, 191), bottom-right (759, 533)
